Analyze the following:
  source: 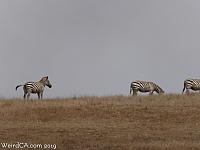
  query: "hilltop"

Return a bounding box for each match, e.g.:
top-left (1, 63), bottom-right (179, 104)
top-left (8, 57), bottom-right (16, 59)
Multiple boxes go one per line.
top-left (0, 94), bottom-right (200, 150)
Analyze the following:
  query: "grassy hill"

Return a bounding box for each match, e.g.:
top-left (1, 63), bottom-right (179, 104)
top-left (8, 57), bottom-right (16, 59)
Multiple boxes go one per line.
top-left (0, 94), bottom-right (200, 150)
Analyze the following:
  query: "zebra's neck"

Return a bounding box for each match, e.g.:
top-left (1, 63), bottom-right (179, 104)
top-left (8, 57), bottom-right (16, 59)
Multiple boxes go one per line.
top-left (39, 79), bottom-right (46, 86)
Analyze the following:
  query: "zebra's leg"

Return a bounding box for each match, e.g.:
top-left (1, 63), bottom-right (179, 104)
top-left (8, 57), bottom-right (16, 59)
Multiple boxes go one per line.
top-left (37, 93), bottom-right (40, 99)
top-left (23, 87), bottom-right (27, 99)
top-left (149, 91), bottom-right (153, 95)
top-left (186, 89), bottom-right (190, 95)
top-left (27, 93), bottom-right (31, 100)
top-left (41, 92), bottom-right (43, 99)
top-left (132, 90), bottom-right (137, 96)
top-left (23, 93), bottom-right (26, 99)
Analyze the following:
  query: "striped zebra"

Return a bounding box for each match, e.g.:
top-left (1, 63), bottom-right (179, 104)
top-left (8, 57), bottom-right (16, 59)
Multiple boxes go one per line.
top-left (182, 78), bottom-right (200, 94)
top-left (129, 80), bottom-right (164, 96)
top-left (16, 76), bottom-right (52, 99)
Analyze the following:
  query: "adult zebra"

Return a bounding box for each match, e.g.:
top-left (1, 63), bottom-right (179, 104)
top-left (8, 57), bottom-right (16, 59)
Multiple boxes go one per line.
top-left (16, 76), bottom-right (52, 99)
top-left (129, 80), bottom-right (164, 96)
top-left (182, 78), bottom-right (200, 94)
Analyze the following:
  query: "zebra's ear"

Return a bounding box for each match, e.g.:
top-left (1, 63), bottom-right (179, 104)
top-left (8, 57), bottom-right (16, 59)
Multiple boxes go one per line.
top-left (46, 76), bottom-right (48, 79)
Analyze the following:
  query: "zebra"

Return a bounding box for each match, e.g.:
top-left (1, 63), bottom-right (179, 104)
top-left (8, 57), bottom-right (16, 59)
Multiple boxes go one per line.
top-left (16, 76), bottom-right (52, 99)
top-left (129, 80), bottom-right (164, 96)
top-left (182, 78), bottom-right (200, 94)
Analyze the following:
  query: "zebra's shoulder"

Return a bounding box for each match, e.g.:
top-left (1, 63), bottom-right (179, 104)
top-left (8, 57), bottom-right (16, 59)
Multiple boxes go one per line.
top-left (147, 81), bottom-right (155, 84)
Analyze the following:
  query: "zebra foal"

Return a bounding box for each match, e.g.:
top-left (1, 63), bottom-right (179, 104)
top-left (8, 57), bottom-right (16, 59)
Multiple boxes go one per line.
top-left (182, 78), bottom-right (200, 94)
top-left (129, 80), bottom-right (164, 96)
top-left (16, 76), bottom-right (52, 99)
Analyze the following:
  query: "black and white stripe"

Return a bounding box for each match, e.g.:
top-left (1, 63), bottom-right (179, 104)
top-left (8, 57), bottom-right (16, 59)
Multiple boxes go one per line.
top-left (182, 78), bottom-right (200, 94)
top-left (129, 80), bottom-right (164, 95)
top-left (16, 76), bottom-right (52, 99)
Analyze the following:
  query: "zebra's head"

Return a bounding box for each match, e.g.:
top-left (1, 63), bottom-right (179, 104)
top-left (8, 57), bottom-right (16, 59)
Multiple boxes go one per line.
top-left (40, 76), bottom-right (52, 88)
top-left (155, 85), bottom-right (164, 94)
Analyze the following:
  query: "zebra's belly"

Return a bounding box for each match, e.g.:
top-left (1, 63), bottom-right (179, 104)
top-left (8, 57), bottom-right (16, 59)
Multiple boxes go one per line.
top-left (191, 87), bottom-right (200, 91)
top-left (31, 91), bottom-right (38, 94)
top-left (139, 89), bottom-right (150, 92)
top-left (29, 89), bottom-right (39, 93)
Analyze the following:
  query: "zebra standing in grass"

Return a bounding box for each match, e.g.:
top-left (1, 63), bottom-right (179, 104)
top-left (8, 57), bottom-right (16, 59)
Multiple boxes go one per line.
top-left (129, 80), bottom-right (164, 96)
top-left (182, 78), bottom-right (200, 94)
top-left (16, 76), bottom-right (52, 99)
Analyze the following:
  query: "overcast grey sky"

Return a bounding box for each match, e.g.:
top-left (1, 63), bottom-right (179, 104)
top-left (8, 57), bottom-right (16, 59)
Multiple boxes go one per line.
top-left (0, 0), bottom-right (200, 98)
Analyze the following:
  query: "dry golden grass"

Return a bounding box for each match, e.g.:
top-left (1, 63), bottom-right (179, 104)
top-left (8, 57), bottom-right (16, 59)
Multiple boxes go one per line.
top-left (0, 94), bottom-right (200, 149)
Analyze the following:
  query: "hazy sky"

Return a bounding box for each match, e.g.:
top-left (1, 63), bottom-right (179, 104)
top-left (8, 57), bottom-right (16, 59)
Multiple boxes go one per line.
top-left (0, 0), bottom-right (200, 98)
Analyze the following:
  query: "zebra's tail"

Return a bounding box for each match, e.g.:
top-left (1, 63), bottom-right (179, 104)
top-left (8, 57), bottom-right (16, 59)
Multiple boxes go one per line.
top-left (16, 85), bottom-right (23, 91)
top-left (182, 82), bottom-right (186, 94)
top-left (129, 84), bottom-right (132, 95)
